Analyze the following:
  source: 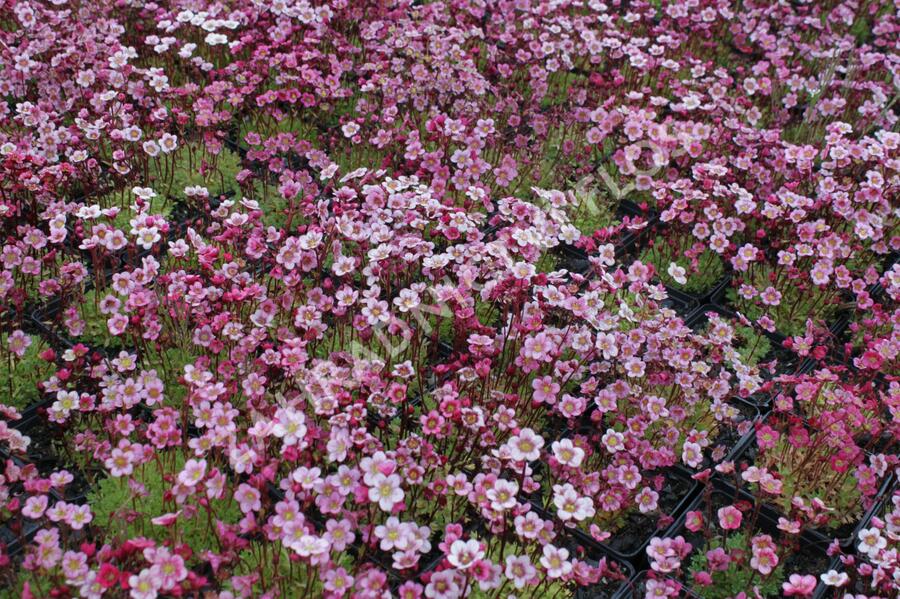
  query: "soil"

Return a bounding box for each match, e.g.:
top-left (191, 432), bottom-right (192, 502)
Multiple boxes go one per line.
top-left (695, 399), bottom-right (757, 471)
top-left (601, 472), bottom-right (695, 557)
top-left (574, 577), bottom-right (630, 599)
top-left (762, 341), bottom-right (803, 378)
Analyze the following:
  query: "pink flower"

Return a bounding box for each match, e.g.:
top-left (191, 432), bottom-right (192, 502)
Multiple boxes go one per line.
top-left (128, 569), bottom-right (162, 599)
top-left (507, 428), bottom-right (544, 462)
top-left (685, 510), bottom-right (704, 532)
top-left (783, 574), bottom-right (817, 597)
top-left (235, 484), bottom-right (262, 514)
top-left (65, 505), bottom-right (93, 530)
top-left (636, 487), bottom-right (660, 514)
top-left (150, 511), bottom-right (182, 527)
top-left (486, 479), bottom-right (519, 512)
top-left (750, 548), bottom-right (779, 576)
top-left (717, 506), bottom-right (743, 530)
top-left (624, 358), bottom-right (646, 377)
top-left (505, 554), bottom-right (536, 589)
top-left (552, 483), bottom-right (595, 522)
top-left (145, 547), bottom-right (187, 590)
top-left (760, 286), bottom-right (782, 306)
top-left (531, 376), bottom-right (559, 404)
top-left (7, 330), bottom-right (31, 357)
top-left (682, 441), bottom-right (703, 468)
top-left (22, 495), bottom-right (48, 519)
top-left (323, 567), bottom-right (354, 595)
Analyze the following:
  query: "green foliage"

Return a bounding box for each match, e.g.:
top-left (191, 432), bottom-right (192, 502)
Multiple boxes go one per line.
top-left (246, 177), bottom-right (289, 229)
top-left (728, 266), bottom-right (838, 337)
top-left (239, 113), bottom-right (319, 144)
top-left (93, 145), bottom-right (243, 221)
top-left (541, 70), bottom-right (584, 110)
top-left (438, 298), bottom-right (497, 345)
top-left (0, 334), bottom-right (52, 410)
top-left (640, 237), bottom-right (724, 295)
top-left (676, 396), bottom-right (741, 455)
top-left (93, 188), bottom-right (176, 231)
top-left (467, 539), bottom-right (575, 598)
top-left (141, 345), bottom-right (197, 407)
top-left (536, 252), bottom-right (559, 273)
top-left (702, 317), bottom-right (772, 367)
top-left (850, 16), bottom-right (872, 46)
top-left (228, 545), bottom-right (355, 596)
top-left (687, 532), bottom-right (785, 599)
top-left (88, 450), bottom-right (241, 553)
top-left (762, 436), bottom-right (862, 528)
top-left (0, 568), bottom-right (45, 598)
top-left (167, 143), bottom-right (243, 202)
top-left (74, 288), bottom-right (121, 350)
top-left (115, 193), bottom-right (175, 230)
top-left (731, 323), bottom-right (772, 367)
top-left (569, 186), bottom-right (619, 237)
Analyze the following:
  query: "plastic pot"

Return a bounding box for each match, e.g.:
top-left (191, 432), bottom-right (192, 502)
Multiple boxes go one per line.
top-left (31, 297), bottom-right (129, 359)
top-left (660, 274), bottom-right (731, 311)
top-left (571, 542), bottom-right (637, 599)
top-left (0, 517), bottom-right (42, 557)
top-left (667, 486), bottom-right (833, 599)
top-left (715, 427), bottom-right (895, 554)
top-left (661, 286), bottom-right (699, 317)
top-left (528, 460), bottom-right (700, 569)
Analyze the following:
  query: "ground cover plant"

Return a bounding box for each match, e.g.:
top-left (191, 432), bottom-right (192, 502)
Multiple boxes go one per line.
top-left (0, 0), bottom-right (898, 598)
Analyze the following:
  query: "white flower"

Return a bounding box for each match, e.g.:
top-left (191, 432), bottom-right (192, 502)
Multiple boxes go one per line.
top-left (271, 408), bottom-right (308, 448)
top-left (819, 570), bottom-right (849, 587)
top-left (447, 539), bottom-right (484, 570)
top-left (858, 527), bottom-right (887, 556)
top-left (368, 473), bottom-right (404, 512)
top-left (667, 262), bottom-right (687, 285)
top-left (289, 534), bottom-right (329, 558)
top-left (551, 439), bottom-right (584, 468)
top-left (682, 441), bottom-right (703, 468)
top-left (540, 545), bottom-right (572, 579)
top-left (204, 33), bottom-right (229, 46)
top-left (552, 483), bottom-right (595, 522)
top-left (177, 459), bottom-right (206, 487)
top-left (511, 261), bottom-right (536, 280)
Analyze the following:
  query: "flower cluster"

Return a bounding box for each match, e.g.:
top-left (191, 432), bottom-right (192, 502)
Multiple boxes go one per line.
top-left (0, 0), bottom-right (897, 598)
